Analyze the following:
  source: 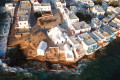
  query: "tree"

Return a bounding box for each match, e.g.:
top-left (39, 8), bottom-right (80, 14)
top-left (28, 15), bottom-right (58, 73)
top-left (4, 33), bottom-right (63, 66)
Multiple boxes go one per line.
top-left (34, 12), bottom-right (42, 19)
top-left (76, 11), bottom-right (92, 23)
top-left (109, 2), bottom-right (119, 7)
top-left (94, 0), bottom-right (102, 5)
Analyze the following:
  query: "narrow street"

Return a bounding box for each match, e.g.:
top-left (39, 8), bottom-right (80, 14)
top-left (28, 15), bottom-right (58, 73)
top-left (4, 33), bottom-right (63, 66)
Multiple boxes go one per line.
top-left (8, 1), bottom-right (20, 44)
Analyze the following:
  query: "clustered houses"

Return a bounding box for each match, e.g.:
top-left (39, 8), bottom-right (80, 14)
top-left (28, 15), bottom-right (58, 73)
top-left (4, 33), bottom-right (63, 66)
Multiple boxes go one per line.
top-left (107, 6), bottom-right (120, 15)
top-left (16, 1), bottom-right (31, 29)
top-left (36, 0), bottom-right (120, 62)
top-left (1, 0), bottom-right (120, 61)
top-left (74, 0), bottom-right (94, 14)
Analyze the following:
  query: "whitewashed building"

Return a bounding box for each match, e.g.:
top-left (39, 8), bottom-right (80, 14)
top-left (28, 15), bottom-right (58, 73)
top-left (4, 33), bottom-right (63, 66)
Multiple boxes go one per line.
top-left (51, 0), bottom-right (66, 9)
top-left (77, 0), bottom-right (94, 8)
top-left (70, 21), bottom-right (91, 36)
top-left (89, 30), bottom-right (107, 47)
top-left (91, 18), bottom-right (102, 29)
top-left (67, 36), bottom-right (85, 58)
top-left (102, 25), bottom-right (118, 42)
top-left (109, 17), bottom-right (120, 30)
top-left (17, 15), bottom-right (30, 29)
top-left (5, 3), bottom-right (15, 17)
top-left (101, 14), bottom-right (115, 26)
top-left (16, 1), bottom-right (31, 29)
top-left (64, 44), bottom-right (74, 61)
top-left (106, 6), bottom-right (120, 15)
top-left (91, 5), bottom-right (105, 18)
top-left (102, 1), bottom-right (108, 11)
top-left (77, 33), bottom-right (98, 55)
top-left (47, 25), bottom-right (68, 45)
top-left (69, 12), bottom-right (79, 23)
top-left (75, 0), bottom-right (94, 14)
top-left (37, 41), bottom-right (47, 55)
top-left (70, 6), bottom-right (79, 14)
top-left (33, 2), bottom-right (51, 12)
top-left (33, 2), bottom-right (41, 12)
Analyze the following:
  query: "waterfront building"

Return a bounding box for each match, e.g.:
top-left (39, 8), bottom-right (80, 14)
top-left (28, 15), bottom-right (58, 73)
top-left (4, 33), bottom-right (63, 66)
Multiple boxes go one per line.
top-left (67, 36), bottom-right (85, 58)
top-left (37, 41), bottom-right (47, 55)
top-left (89, 30), bottom-right (108, 47)
top-left (91, 5), bottom-right (105, 18)
top-left (91, 18), bottom-right (102, 29)
top-left (77, 33), bottom-right (98, 55)
top-left (102, 25), bottom-right (118, 42)
top-left (64, 44), bottom-right (74, 61)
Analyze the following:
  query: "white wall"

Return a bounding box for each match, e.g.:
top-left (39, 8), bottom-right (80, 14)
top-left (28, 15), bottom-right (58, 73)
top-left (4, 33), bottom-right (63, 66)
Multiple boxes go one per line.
top-left (17, 21), bottom-right (30, 29)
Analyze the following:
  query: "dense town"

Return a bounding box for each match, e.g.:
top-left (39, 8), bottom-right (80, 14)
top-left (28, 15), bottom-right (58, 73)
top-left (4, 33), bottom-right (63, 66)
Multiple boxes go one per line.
top-left (0, 0), bottom-right (120, 70)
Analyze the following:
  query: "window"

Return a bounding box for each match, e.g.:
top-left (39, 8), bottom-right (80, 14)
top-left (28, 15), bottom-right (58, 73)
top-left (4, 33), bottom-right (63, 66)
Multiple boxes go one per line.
top-left (17, 23), bottom-right (19, 26)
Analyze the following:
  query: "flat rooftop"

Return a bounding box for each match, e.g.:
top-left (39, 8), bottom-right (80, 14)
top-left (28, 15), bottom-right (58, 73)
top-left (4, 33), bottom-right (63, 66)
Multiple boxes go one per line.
top-left (93, 30), bottom-right (104, 39)
top-left (19, 15), bottom-right (29, 21)
top-left (89, 32), bottom-right (100, 43)
top-left (20, 1), bottom-right (31, 9)
top-left (41, 3), bottom-right (51, 6)
top-left (103, 25), bottom-right (117, 35)
top-left (94, 5), bottom-right (104, 12)
top-left (92, 18), bottom-right (101, 26)
top-left (72, 21), bottom-right (90, 30)
top-left (78, 33), bottom-right (96, 46)
top-left (69, 36), bottom-right (79, 45)
top-left (99, 28), bottom-right (110, 37)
